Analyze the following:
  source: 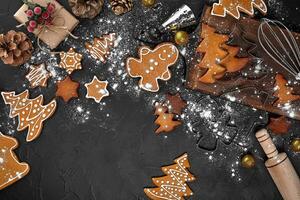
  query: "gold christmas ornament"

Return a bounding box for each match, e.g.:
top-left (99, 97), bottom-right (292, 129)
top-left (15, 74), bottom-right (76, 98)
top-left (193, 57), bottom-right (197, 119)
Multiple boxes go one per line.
top-left (241, 154), bottom-right (255, 168)
top-left (141, 0), bottom-right (156, 7)
top-left (175, 31), bottom-right (189, 45)
top-left (291, 138), bottom-right (300, 152)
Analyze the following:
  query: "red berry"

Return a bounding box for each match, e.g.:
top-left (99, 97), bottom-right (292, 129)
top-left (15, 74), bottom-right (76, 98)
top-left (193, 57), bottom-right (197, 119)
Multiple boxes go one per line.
top-left (37, 16), bottom-right (44, 24)
top-left (27, 26), bottom-right (35, 33)
top-left (42, 12), bottom-right (50, 19)
top-left (34, 6), bottom-right (42, 15)
top-left (47, 3), bottom-right (55, 13)
top-left (26, 9), bottom-right (34, 17)
top-left (29, 20), bottom-right (37, 28)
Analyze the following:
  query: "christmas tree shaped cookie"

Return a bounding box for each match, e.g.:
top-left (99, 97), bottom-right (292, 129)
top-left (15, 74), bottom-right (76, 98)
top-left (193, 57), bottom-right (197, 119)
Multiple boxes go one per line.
top-left (144, 153), bottom-right (195, 200)
top-left (1, 90), bottom-right (57, 142)
top-left (274, 74), bottom-right (300, 105)
top-left (211, 0), bottom-right (267, 19)
top-left (0, 132), bottom-right (30, 190)
top-left (85, 33), bottom-right (116, 63)
top-left (154, 103), bottom-right (181, 134)
top-left (197, 24), bottom-right (248, 83)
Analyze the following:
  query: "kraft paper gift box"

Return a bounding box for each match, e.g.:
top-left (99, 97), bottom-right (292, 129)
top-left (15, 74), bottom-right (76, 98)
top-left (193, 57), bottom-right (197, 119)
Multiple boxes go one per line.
top-left (14, 0), bottom-right (79, 49)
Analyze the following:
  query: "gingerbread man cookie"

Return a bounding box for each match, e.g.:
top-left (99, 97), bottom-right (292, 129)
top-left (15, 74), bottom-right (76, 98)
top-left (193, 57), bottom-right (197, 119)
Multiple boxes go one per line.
top-left (59, 48), bottom-right (83, 74)
top-left (126, 43), bottom-right (179, 92)
top-left (0, 132), bottom-right (30, 190)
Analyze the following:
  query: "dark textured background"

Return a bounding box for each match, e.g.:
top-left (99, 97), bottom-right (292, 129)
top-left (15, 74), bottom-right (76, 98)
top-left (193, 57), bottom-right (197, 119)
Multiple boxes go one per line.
top-left (0, 0), bottom-right (300, 200)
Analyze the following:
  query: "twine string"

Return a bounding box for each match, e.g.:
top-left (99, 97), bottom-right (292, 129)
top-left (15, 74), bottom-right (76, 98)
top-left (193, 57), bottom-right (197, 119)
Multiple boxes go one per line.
top-left (16, 3), bottom-right (78, 53)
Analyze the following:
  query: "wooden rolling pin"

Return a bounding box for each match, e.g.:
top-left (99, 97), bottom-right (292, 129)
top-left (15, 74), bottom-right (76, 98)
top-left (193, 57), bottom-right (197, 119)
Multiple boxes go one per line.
top-left (256, 129), bottom-right (300, 200)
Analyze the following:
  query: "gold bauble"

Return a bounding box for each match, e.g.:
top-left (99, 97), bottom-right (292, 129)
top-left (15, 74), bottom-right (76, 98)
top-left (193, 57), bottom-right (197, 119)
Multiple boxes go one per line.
top-left (142, 0), bottom-right (156, 7)
top-left (241, 154), bottom-right (255, 168)
top-left (175, 31), bottom-right (189, 45)
top-left (291, 138), bottom-right (300, 152)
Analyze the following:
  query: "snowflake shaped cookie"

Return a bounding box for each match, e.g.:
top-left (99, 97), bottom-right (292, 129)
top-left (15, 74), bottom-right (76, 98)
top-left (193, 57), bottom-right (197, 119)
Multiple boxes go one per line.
top-left (59, 48), bottom-right (83, 74)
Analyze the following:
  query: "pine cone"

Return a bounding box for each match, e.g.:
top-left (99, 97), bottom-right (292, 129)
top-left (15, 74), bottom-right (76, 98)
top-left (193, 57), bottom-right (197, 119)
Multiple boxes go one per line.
top-left (0, 30), bottom-right (33, 66)
top-left (69, 0), bottom-right (104, 19)
top-left (110, 0), bottom-right (133, 15)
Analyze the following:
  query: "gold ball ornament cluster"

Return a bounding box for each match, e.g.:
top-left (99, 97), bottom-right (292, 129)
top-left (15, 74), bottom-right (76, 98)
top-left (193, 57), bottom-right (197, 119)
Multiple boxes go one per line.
top-left (175, 31), bottom-right (189, 45)
top-left (291, 138), bottom-right (300, 152)
top-left (241, 154), bottom-right (256, 168)
top-left (141, 0), bottom-right (156, 7)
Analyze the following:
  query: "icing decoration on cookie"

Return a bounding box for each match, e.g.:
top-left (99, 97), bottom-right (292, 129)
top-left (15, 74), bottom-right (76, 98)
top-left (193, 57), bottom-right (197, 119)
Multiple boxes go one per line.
top-left (85, 33), bottom-right (116, 63)
top-left (211, 0), bottom-right (267, 19)
top-left (1, 90), bottom-right (57, 142)
top-left (26, 63), bottom-right (51, 88)
top-left (154, 103), bottom-right (181, 134)
top-left (166, 93), bottom-right (187, 115)
top-left (56, 76), bottom-right (79, 103)
top-left (144, 153), bottom-right (195, 200)
top-left (273, 74), bottom-right (300, 105)
top-left (0, 132), bottom-right (30, 190)
top-left (126, 43), bottom-right (179, 92)
top-left (59, 48), bottom-right (83, 74)
top-left (85, 76), bottom-right (109, 103)
top-left (197, 24), bottom-right (248, 83)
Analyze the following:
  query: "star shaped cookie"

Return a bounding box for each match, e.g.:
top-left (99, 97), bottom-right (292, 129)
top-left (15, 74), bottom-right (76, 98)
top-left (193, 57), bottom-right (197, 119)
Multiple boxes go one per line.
top-left (85, 76), bottom-right (109, 103)
top-left (56, 76), bottom-right (80, 103)
top-left (59, 48), bottom-right (83, 74)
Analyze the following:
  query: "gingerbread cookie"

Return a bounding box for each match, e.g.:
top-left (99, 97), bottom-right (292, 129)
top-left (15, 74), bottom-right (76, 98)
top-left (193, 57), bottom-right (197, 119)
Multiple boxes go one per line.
top-left (166, 93), bottom-right (187, 115)
top-left (1, 90), bottom-right (57, 142)
top-left (85, 33), bottom-right (116, 63)
top-left (211, 0), bottom-right (267, 19)
top-left (26, 63), bottom-right (51, 88)
top-left (274, 74), bottom-right (300, 105)
top-left (144, 153), bottom-right (195, 200)
top-left (56, 76), bottom-right (80, 103)
top-left (154, 103), bottom-right (181, 134)
top-left (59, 48), bottom-right (83, 74)
top-left (0, 132), bottom-right (30, 190)
top-left (197, 23), bottom-right (249, 83)
top-left (267, 116), bottom-right (291, 135)
top-left (126, 43), bottom-right (179, 92)
top-left (85, 76), bottom-right (109, 103)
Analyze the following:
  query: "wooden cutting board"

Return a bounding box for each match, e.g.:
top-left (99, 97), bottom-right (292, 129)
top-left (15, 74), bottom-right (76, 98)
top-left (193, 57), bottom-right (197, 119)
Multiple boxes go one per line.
top-left (187, 6), bottom-right (300, 120)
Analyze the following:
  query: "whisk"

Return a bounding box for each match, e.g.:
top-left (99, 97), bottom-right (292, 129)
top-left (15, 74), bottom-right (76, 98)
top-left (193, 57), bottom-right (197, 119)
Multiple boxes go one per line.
top-left (258, 18), bottom-right (300, 80)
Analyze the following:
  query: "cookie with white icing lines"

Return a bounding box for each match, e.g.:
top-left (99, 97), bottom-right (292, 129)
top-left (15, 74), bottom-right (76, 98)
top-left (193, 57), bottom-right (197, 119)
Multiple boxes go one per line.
top-left (0, 132), bottom-right (30, 190)
top-left (126, 43), bottom-right (179, 92)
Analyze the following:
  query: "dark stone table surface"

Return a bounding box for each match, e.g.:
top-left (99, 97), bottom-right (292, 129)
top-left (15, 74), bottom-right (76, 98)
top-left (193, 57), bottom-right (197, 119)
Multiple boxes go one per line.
top-left (0, 0), bottom-right (299, 199)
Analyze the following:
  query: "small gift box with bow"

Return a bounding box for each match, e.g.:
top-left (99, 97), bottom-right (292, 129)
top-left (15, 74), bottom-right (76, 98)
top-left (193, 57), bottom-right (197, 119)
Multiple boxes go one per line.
top-left (14, 0), bottom-right (79, 49)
